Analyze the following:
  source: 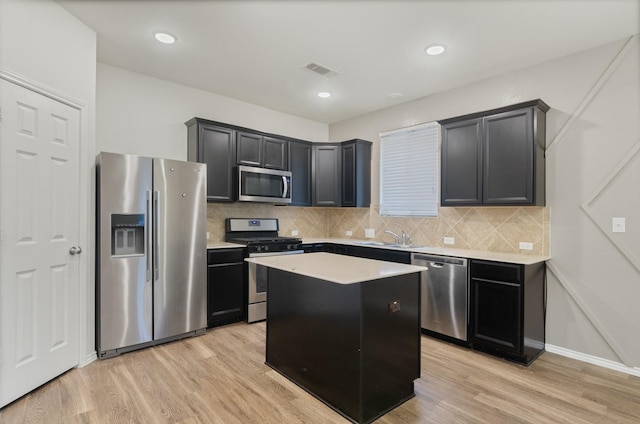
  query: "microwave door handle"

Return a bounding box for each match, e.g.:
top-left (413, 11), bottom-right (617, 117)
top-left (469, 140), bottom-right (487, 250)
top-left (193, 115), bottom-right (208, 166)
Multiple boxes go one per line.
top-left (282, 175), bottom-right (289, 198)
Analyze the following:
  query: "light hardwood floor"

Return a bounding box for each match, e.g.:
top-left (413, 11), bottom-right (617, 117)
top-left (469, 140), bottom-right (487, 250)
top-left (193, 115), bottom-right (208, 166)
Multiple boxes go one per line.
top-left (2, 322), bottom-right (639, 424)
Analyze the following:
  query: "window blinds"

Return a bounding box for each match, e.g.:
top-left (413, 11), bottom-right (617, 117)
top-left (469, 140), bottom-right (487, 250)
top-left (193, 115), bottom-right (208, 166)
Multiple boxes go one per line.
top-left (379, 122), bottom-right (439, 216)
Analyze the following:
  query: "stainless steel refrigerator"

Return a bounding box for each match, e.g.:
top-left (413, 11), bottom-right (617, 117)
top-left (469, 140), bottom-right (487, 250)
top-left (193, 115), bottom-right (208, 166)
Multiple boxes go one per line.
top-left (96, 152), bottom-right (207, 358)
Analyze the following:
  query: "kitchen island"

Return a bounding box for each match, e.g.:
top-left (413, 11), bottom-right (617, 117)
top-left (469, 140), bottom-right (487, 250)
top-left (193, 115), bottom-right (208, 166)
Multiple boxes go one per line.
top-left (245, 252), bottom-right (425, 424)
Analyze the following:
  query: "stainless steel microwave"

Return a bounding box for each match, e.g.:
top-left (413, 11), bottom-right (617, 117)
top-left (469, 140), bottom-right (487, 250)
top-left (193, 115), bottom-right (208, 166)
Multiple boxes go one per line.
top-left (238, 165), bottom-right (292, 204)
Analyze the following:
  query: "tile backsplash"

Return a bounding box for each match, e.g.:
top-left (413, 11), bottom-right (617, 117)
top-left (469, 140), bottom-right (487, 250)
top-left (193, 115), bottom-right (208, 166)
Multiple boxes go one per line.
top-left (208, 203), bottom-right (549, 256)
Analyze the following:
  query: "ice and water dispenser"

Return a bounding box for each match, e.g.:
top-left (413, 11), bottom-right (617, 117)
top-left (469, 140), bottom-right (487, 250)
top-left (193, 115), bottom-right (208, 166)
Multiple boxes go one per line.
top-left (111, 214), bottom-right (145, 256)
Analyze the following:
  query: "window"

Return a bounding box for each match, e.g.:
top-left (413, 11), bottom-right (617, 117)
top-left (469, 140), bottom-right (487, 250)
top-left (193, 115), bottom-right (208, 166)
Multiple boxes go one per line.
top-left (379, 122), bottom-right (439, 216)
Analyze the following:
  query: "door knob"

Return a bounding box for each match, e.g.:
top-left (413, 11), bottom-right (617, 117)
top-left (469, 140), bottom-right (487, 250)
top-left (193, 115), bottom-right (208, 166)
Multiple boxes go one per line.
top-left (69, 246), bottom-right (82, 255)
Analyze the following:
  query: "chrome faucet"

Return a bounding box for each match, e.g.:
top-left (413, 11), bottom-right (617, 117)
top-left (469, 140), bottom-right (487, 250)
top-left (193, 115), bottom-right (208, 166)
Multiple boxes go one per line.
top-left (384, 230), bottom-right (401, 244)
top-left (385, 229), bottom-right (413, 246)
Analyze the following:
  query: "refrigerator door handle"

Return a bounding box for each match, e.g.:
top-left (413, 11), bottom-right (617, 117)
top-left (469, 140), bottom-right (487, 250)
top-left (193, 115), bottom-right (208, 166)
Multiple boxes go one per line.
top-left (153, 190), bottom-right (159, 281)
top-left (146, 190), bottom-right (152, 281)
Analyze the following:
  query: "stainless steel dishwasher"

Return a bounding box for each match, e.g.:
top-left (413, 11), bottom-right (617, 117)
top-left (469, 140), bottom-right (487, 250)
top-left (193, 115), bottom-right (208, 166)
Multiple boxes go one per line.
top-left (411, 253), bottom-right (469, 342)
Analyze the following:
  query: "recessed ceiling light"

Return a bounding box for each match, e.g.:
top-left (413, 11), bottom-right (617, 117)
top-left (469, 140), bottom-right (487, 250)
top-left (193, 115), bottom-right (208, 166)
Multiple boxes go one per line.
top-left (154, 32), bottom-right (176, 44)
top-left (389, 92), bottom-right (403, 99)
top-left (317, 91), bottom-right (331, 98)
top-left (425, 45), bottom-right (446, 56)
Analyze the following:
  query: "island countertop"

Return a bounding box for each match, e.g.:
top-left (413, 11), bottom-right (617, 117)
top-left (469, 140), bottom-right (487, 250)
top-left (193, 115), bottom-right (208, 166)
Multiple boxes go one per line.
top-left (245, 252), bottom-right (426, 285)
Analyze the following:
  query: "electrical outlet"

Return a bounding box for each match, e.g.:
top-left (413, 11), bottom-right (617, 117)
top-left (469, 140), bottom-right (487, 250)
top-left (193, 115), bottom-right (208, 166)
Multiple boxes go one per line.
top-left (612, 217), bottom-right (626, 233)
top-left (346, 230), bottom-right (353, 236)
top-left (206, 232), bottom-right (210, 240)
top-left (444, 237), bottom-right (455, 245)
top-left (365, 229), bottom-right (375, 238)
top-left (519, 242), bottom-right (533, 250)
top-left (291, 230), bottom-right (299, 236)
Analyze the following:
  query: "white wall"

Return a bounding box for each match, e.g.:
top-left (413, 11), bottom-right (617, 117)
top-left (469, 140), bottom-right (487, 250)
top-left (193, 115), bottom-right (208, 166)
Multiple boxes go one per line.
top-left (329, 36), bottom-right (640, 370)
top-left (0, 0), bottom-right (97, 365)
top-left (96, 64), bottom-right (329, 160)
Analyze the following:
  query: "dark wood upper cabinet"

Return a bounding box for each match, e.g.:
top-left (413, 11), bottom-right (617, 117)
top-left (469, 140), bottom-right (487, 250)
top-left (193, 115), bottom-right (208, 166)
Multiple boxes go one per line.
top-left (263, 136), bottom-right (288, 170)
top-left (440, 99), bottom-right (549, 206)
top-left (236, 131), bottom-right (263, 167)
top-left (313, 144), bottom-right (342, 206)
top-left (237, 132), bottom-right (288, 170)
top-left (341, 139), bottom-right (372, 208)
top-left (288, 140), bottom-right (313, 206)
top-left (441, 118), bottom-right (483, 205)
top-left (187, 117), bottom-right (371, 207)
top-left (186, 118), bottom-right (236, 202)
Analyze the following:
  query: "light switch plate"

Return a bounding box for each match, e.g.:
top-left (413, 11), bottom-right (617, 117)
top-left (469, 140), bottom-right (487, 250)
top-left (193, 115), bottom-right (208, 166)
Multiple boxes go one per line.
top-left (612, 217), bottom-right (626, 233)
top-left (206, 232), bottom-right (210, 240)
top-left (365, 229), bottom-right (375, 238)
top-left (444, 237), bottom-right (455, 245)
top-left (519, 242), bottom-right (533, 250)
top-left (346, 230), bottom-right (353, 236)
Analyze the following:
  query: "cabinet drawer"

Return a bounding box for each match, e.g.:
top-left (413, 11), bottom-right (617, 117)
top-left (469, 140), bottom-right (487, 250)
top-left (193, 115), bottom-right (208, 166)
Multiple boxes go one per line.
top-left (471, 260), bottom-right (521, 283)
top-left (208, 248), bottom-right (245, 265)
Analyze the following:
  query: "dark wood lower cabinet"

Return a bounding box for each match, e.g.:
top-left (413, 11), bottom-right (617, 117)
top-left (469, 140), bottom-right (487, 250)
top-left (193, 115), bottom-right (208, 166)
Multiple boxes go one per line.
top-left (266, 267), bottom-right (420, 424)
top-left (469, 259), bottom-right (545, 365)
top-left (207, 248), bottom-right (246, 328)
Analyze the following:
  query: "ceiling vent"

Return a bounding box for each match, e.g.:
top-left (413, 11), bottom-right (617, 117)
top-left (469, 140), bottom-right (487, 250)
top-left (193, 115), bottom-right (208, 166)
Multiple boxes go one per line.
top-left (305, 62), bottom-right (340, 78)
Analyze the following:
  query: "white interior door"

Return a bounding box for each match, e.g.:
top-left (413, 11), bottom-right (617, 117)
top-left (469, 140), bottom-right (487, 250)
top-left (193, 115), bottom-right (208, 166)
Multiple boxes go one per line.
top-left (0, 79), bottom-right (80, 407)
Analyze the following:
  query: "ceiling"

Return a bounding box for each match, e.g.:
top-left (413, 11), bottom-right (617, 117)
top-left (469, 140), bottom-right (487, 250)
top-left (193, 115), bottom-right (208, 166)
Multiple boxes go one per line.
top-left (57, 0), bottom-right (640, 124)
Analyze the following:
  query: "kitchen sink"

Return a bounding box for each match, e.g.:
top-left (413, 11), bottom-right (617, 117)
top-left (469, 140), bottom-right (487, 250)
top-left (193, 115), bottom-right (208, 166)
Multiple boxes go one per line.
top-left (354, 241), bottom-right (388, 246)
top-left (353, 241), bottom-right (424, 249)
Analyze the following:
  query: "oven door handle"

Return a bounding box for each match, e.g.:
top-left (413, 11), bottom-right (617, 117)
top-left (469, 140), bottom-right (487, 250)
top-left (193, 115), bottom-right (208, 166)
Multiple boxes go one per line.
top-left (249, 249), bottom-right (304, 258)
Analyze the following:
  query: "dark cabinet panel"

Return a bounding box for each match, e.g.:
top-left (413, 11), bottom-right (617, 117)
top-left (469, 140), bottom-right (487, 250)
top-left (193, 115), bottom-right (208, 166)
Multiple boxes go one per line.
top-left (267, 268), bottom-right (420, 424)
top-left (483, 108), bottom-right (534, 204)
top-left (207, 248), bottom-right (246, 328)
top-left (469, 259), bottom-right (545, 365)
top-left (187, 117), bottom-right (371, 207)
top-left (288, 140), bottom-right (313, 206)
top-left (341, 139), bottom-right (372, 207)
top-left (441, 118), bottom-right (483, 205)
top-left (263, 136), bottom-right (288, 170)
top-left (440, 99), bottom-right (548, 206)
top-left (471, 277), bottom-right (522, 351)
top-left (345, 245), bottom-right (411, 264)
top-left (237, 131), bottom-right (263, 167)
top-left (313, 144), bottom-right (342, 206)
top-left (237, 132), bottom-right (288, 170)
top-left (186, 119), bottom-right (236, 202)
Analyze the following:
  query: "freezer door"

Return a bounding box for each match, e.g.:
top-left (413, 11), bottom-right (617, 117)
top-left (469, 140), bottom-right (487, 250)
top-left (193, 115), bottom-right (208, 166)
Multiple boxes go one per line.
top-left (153, 158), bottom-right (207, 340)
top-left (96, 152), bottom-right (153, 352)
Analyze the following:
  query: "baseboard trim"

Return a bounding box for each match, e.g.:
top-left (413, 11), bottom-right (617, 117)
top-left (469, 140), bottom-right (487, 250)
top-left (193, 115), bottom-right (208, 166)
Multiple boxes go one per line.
top-left (78, 351), bottom-right (98, 368)
top-left (545, 344), bottom-right (640, 377)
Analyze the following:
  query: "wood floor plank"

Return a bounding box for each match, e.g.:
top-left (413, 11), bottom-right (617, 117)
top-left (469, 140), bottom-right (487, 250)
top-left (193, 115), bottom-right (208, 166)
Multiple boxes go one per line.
top-left (2, 321), bottom-right (640, 424)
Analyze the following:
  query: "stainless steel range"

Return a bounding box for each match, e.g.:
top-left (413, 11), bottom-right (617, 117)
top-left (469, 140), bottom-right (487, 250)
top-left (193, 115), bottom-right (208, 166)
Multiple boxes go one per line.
top-left (225, 218), bottom-right (303, 323)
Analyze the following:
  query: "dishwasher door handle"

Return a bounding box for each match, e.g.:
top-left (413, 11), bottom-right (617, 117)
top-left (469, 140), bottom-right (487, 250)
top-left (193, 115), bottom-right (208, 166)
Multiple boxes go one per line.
top-left (430, 262), bottom-right (445, 268)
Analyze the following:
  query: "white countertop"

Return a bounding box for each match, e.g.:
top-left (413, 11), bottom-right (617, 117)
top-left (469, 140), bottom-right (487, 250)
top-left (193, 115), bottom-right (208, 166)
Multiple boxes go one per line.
top-left (207, 238), bottom-right (548, 265)
top-left (245, 252), bottom-right (426, 285)
top-left (206, 241), bottom-right (245, 249)
top-left (301, 238), bottom-right (549, 265)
